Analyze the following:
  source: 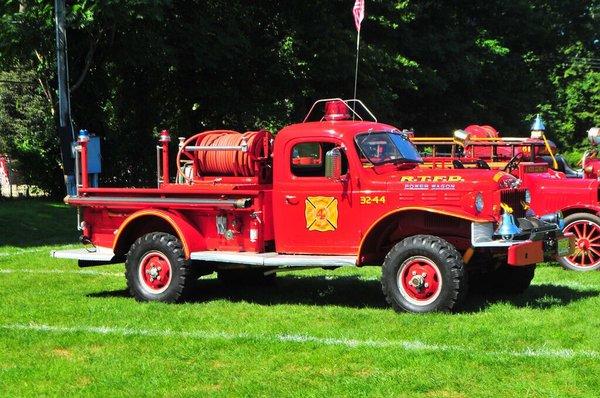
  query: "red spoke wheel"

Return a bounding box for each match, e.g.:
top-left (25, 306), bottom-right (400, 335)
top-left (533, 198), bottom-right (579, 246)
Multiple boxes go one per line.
top-left (381, 235), bottom-right (466, 313)
top-left (125, 232), bottom-right (194, 302)
top-left (559, 213), bottom-right (600, 271)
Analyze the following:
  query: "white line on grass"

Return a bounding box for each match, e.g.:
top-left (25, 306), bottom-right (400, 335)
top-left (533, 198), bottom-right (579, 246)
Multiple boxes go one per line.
top-left (0, 248), bottom-right (52, 257)
top-left (0, 246), bottom-right (77, 258)
top-left (0, 269), bottom-right (122, 277)
top-left (0, 323), bottom-right (597, 360)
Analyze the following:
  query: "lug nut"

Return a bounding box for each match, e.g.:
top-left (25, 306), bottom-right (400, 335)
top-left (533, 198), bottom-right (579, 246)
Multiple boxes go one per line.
top-left (412, 271), bottom-right (417, 275)
top-left (424, 283), bottom-right (429, 288)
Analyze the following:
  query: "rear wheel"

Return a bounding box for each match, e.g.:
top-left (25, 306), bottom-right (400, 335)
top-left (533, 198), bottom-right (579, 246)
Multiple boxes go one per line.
top-left (125, 232), bottom-right (192, 302)
top-left (381, 235), bottom-right (467, 313)
top-left (559, 213), bottom-right (600, 271)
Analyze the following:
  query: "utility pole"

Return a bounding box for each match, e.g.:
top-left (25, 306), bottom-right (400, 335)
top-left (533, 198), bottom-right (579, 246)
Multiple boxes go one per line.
top-left (55, 0), bottom-right (76, 196)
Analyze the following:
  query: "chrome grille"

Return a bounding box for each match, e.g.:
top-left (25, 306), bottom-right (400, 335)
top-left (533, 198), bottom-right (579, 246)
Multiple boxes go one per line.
top-left (501, 189), bottom-right (527, 218)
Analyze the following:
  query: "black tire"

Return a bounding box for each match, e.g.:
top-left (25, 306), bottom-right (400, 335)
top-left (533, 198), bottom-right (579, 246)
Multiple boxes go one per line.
top-left (381, 235), bottom-right (467, 313)
top-left (125, 232), bottom-right (192, 302)
top-left (217, 268), bottom-right (276, 286)
top-left (558, 213), bottom-right (600, 271)
top-left (488, 264), bottom-right (535, 294)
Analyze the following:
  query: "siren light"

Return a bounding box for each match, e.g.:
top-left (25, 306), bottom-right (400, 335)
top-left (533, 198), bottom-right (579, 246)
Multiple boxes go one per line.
top-left (530, 114), bottom-right (545, 139)
top-left (324, 100), bottom-right (351, 121)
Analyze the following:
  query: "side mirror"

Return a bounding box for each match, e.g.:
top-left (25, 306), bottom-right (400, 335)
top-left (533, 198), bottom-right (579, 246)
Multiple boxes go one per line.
top-left (325, 147), bottom-right (343, 180)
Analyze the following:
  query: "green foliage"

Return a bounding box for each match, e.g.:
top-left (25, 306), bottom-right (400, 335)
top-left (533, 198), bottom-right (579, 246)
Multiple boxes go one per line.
top-left (542, 43), bottom-right (600, 148)
top-left (0, 70), bottom-right (63, 196)
top-left (0, 1), bottom-right (598, 195)
top-left (562, 149), bottom-right (584, 167)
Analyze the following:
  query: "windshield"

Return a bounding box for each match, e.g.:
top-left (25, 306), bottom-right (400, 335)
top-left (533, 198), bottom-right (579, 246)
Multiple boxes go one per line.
top-left (356, 131), bottom-right (423, 165)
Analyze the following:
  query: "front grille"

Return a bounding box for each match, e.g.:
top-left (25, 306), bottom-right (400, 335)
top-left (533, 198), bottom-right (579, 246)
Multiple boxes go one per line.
top-left (501, 189), bottom-right (527, 218)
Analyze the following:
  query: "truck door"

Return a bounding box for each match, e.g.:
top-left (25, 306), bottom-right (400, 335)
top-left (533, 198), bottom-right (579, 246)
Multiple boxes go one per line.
top-left (273, 138), bottom-right (360, 255)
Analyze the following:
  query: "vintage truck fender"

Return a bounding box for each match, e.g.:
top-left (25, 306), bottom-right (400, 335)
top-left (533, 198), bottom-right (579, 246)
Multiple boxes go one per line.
top-left (113, 209), bottom-right (206, 259)
top-left (357, 206), bottom-right (493, 266)
top-left (558, 204), bottom-right (600, 217)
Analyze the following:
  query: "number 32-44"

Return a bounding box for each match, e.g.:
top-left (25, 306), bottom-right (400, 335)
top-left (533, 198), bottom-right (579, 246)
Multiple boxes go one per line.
top-left (360, 196), bottom-right (386, 205)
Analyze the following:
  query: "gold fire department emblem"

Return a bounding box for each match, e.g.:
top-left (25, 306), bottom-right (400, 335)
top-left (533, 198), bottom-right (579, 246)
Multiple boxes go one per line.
top-left (305, 196), bottom-right (339, 232)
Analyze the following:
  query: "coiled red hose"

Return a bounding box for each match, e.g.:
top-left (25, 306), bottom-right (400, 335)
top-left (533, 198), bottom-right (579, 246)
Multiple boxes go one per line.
top-left (177, 130), bottom-right (267, 180)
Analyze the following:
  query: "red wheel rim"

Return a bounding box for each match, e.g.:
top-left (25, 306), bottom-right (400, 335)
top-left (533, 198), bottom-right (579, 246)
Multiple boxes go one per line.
top-left (138, 251), bottom-right (172, 294)
top-left (397, 256), bottom-right (442, 305)
top-left (563, 220), bottom-right (600, 269)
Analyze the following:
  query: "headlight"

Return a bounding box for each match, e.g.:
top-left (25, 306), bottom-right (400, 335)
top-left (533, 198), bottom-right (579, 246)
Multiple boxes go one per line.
top-left (557, 211), bottom-right (565, 229)
top-left (475, 193), bottom-right (484, 213)
top-left (540, 211), bottom-right (565, 229)
top-left (524, 189), bottom-right (531, 204)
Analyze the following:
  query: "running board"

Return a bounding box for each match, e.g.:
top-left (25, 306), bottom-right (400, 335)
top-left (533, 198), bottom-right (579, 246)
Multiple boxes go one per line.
top-left (190, 251), bottom-right (357, 267)
top-left (51, 247), bottom-right (117, 267)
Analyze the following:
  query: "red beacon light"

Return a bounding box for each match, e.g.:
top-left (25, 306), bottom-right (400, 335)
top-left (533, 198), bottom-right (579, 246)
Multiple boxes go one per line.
top-left (323, 100), bottom-right (351, 121)
top-left (159, 129), bottom-right (171, 143)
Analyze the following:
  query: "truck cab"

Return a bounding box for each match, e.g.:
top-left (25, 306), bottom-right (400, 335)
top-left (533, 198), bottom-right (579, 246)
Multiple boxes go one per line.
top-left (52, 99), bottom-right (573, 313)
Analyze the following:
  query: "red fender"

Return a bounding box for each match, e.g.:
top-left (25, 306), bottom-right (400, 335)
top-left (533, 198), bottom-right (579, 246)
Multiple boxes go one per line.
top-left (113, 209), bottom-right (205, 258)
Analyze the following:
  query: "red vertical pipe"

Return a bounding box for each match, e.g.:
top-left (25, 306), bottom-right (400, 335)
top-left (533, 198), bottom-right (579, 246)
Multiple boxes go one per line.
top-left (160, 130), bottom-right (171, 185)
top-left (80, 140), bottom-right (89, 188)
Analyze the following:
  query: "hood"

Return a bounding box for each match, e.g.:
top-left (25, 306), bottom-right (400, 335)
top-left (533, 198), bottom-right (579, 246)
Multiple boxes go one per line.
top-left (364, 166), bottom-right (522, 220)
top-left (375, 166), bottom-right (513, 193)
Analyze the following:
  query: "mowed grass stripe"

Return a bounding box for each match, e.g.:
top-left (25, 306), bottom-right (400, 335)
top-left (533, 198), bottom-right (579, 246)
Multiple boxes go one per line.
top-left (2, 322), bottom-right (598, 360)
top-left (2, 267), bottom-right (600, 289)
top-left (0, 268), bottom-right (122, 276)
top-left (2, 201), bottom-right (600, 396)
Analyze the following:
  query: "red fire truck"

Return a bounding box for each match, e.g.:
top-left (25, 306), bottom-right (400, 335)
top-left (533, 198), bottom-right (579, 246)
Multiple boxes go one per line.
top-left (413, 124), bottom-right (600, 271)
top-left (52, 99), bottom-right (572, 313)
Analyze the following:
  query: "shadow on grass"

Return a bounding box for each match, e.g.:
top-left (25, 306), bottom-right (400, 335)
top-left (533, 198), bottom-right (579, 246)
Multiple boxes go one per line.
top-left (0, 200), bottom-right (78, 248)
top-left (462, 283), bottom-right (599, 312)
top-left (88, 275), bottom-right (599, 312)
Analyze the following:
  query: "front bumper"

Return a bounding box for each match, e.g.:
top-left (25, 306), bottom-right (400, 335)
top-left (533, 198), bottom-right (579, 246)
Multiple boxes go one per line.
top-left (471, 220), bottom-right (575, 266)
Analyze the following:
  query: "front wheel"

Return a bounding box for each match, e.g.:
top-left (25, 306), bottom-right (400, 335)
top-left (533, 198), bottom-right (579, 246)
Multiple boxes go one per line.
top-left (381, 235), bottom-right (467, 313)
top-left (125, 232), bottom-right (193, 302)
top-left (559, 213), bottom-right (600, 271)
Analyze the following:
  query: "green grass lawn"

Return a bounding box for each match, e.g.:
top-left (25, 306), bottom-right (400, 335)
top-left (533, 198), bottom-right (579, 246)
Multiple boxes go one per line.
top-left (1, 200), bottom-right (600, 397)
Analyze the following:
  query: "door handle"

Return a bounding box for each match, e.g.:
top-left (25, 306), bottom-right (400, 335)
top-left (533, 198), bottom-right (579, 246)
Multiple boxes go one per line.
top-left (285, 195), bottom-right (299, 205)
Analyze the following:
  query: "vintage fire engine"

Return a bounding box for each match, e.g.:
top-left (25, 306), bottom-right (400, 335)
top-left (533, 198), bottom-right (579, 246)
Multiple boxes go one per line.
top-left (52, 99), bottom-right (573, 313)
top-left (412, 121), bottom-right (600, 271)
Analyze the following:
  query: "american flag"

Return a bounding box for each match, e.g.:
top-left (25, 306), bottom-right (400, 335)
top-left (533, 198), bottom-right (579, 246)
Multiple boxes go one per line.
top-left (353, 0), bottom-right (365, 32)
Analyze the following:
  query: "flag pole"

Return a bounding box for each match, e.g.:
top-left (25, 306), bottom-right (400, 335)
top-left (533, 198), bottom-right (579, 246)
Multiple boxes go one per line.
top-left (352, 29), bottom-right (361, 119)
top-left (352, 0), bottom-right (364, 120)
